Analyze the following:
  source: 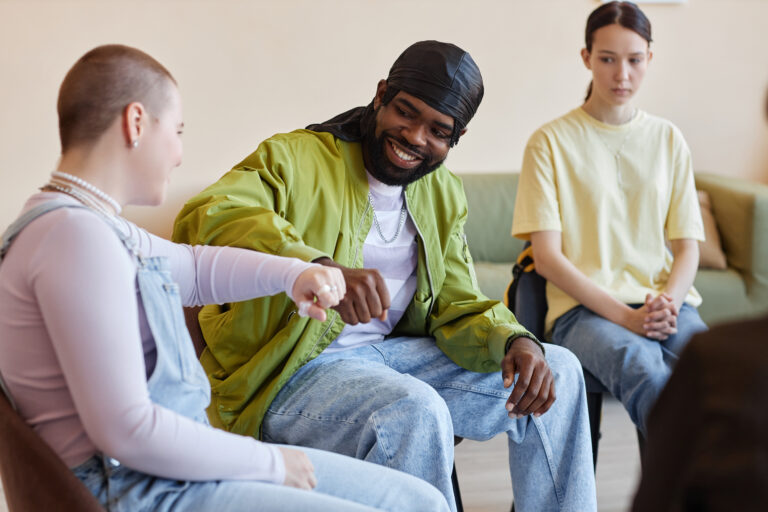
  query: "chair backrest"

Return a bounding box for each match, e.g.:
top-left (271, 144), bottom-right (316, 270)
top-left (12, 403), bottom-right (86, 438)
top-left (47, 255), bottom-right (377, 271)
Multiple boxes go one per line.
top-left (0, 392), bottom-right (104, 511)
top-left (506, 244), bottom-right (608, 395)
top-left (506, 242), bottom-right (548, 340)
top-left (184, 306), bottom-right (206, 357)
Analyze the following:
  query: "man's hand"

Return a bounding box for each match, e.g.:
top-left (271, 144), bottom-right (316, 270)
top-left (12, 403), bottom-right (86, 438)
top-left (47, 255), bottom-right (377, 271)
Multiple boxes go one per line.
top-left (314, 257), bottom-right (391, 324)
top-left (279, 447), bottom-right (317, 490)
top-left (502, 337), bottom-right (555, 418)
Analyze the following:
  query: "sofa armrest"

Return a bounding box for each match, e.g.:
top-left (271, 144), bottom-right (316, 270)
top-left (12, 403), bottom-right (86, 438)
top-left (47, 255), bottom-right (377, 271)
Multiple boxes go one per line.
top-left (695, 173), bottom-right (768, 314)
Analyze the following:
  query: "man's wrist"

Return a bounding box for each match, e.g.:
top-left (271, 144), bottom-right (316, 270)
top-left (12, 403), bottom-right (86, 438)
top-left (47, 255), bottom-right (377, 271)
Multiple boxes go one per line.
top-left (313, 256), bottom-right (337, 267)
top-left (505, 334), bottom-right (544, 355)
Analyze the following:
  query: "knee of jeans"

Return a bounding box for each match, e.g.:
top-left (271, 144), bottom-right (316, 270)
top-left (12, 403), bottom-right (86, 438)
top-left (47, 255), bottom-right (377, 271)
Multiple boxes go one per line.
top-left (636, 368), bottom-right (670, 394)
top-left (392, 381), bottom-right (453, 432)
top-left (409, 480), bottom-right (451, 512)
top-left (546, 345), bottom-right (585, 384)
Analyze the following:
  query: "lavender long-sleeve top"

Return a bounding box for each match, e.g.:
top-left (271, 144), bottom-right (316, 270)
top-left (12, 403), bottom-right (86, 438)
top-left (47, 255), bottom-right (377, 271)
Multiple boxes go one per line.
top-left (0, 192), bottom-right (315, 484)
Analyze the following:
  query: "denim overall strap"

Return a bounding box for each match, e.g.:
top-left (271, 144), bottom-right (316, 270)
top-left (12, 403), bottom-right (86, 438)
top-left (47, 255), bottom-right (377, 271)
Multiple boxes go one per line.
top-left (2, 200), bottom-right (210, 511)
top-left (0, 200), bottom-right (89, 262)
top-left (0, 199), bottom-right (210, 420)
top-left (137, 256), bottom-right (210, 422)
top-left (0, 200), bottom-right (91, 410)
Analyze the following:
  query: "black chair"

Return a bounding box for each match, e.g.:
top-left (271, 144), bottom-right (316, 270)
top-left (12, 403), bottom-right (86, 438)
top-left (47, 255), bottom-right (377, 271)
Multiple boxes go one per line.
top-left (451, 437), bottom-right (465, 512)
top-left (506, 243), bottom-right (644, 470)
top-left (583, 369), bottom-right (645, 466)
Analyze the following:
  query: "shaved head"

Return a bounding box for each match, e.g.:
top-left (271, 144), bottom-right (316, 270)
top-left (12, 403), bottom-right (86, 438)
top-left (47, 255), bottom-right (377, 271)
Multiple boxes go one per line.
top-left (57, 44), bottom-right (176, 152)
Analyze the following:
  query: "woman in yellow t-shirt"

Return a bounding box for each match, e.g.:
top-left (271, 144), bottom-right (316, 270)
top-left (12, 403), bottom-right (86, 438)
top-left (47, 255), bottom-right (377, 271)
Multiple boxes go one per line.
top-left (512, 1), bottom-right (706, 434)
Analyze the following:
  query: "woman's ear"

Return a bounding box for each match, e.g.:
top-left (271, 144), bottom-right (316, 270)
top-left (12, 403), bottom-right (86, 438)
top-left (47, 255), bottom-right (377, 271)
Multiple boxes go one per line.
top-left (123, 102), bottom-right (146, 148)
top-left (580, 48), bottom-right (592, 70)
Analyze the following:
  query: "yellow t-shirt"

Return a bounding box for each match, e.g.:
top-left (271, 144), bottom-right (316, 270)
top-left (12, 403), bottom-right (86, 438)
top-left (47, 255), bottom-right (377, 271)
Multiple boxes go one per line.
top-left (511, 107), bottom-right (704, 333)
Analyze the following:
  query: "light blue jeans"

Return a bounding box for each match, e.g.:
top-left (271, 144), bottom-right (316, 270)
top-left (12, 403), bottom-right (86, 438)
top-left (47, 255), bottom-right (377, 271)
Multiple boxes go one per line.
top-left (72, 445), bottom-right (449, 512)
top-left (14, 201), bottom-right (449, 512)
top-left (262, 336), bottom-right (597, 512)
top-left (551, 304), bottom-right (707, 434)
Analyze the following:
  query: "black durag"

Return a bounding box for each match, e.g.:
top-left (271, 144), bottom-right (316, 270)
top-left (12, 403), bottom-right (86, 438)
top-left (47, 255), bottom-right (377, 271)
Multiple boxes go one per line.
top-left (306, 40), bottom-right (484, 147)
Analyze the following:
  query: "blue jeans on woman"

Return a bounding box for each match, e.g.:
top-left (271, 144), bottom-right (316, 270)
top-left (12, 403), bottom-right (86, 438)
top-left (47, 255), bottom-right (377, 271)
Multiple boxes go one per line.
top-left (4, 201), bottom-right (448, 512)
top-left (551, 304), bottom-right (707, 434)
top-left (72, 446), bottom-right (447, 512)
top-left (262, 336), bottom-right (598, 512)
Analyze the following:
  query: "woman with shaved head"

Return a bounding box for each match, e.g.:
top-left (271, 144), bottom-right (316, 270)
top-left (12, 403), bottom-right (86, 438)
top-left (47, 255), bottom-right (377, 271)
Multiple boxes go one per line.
top-left (0, 44), bottom-right (448, 512)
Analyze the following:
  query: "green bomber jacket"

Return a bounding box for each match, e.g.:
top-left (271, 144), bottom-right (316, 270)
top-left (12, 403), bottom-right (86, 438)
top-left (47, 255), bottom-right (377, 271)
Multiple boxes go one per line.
top-left (172, 129), bottom-right (535, 437)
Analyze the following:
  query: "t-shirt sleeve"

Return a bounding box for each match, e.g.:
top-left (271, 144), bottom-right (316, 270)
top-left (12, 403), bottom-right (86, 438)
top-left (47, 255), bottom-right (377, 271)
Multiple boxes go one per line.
top-left (511, 131), bottom-right (562, 240)
top-left (665, 130), bottom-right (705, 241)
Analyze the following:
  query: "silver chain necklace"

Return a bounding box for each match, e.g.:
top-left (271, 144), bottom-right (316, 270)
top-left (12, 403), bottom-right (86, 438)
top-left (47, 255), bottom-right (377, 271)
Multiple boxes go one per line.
top-left (368, 193), bottom-right (407, 244)
top-left (593, 120), bottom-right (636, 187)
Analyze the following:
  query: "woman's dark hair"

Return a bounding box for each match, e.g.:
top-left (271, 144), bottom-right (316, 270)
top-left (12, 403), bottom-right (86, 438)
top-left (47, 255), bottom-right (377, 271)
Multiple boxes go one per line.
top-left (583, 1), bottom-right (652, 101)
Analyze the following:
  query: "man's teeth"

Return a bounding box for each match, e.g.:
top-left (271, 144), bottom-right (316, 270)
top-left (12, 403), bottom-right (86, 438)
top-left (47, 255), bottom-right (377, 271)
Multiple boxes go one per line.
top-left (391, 142), bottom-right (416, 161)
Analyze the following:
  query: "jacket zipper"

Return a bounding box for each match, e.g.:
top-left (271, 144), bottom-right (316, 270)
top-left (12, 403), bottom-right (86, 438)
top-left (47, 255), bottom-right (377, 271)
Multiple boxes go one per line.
top-left (298, 199), bottom-right (371, 365)
top-left (404, 193), bottom-right (435, 319)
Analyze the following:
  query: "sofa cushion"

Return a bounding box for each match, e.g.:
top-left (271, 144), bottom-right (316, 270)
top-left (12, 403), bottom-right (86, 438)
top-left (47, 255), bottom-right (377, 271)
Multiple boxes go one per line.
top-left (461, 173), bottom-right (524, 263)
top-left (474, 261), bottom-right (513, 302)
top-left (694, 268), bottom-right (754, 325)
top-left (697, 190), bottom-right (727, 269)
top-left (462, 171), bottom-right (768, 328)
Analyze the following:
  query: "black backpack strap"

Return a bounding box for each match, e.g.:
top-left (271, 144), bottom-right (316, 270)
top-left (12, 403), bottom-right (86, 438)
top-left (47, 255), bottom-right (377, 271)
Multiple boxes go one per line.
top-left (506, 241), bottom-right (548, 340)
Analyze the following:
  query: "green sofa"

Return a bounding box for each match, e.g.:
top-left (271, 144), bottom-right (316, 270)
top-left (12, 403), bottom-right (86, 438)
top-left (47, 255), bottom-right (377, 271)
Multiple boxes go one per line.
top-left (460, 172), bottom-right (768, 328)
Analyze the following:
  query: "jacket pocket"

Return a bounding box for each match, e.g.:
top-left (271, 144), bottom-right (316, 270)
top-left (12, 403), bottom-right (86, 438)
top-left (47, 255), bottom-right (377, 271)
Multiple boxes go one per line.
top-left (461, 233), bottom-right (479, 290)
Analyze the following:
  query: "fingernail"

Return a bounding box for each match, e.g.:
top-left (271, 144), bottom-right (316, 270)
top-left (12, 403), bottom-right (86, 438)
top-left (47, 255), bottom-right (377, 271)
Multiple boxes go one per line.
top-left (503, 378), bottom-right (512, 387)
top-left (534, 412), bottom-right (542, 418)
top-left (506, 403), bottom-right (514, 412)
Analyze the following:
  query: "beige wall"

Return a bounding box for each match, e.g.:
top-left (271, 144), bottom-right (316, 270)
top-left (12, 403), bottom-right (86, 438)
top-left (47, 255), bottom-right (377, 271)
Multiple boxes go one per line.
top-left (1, 0), bottom-right (767, 237)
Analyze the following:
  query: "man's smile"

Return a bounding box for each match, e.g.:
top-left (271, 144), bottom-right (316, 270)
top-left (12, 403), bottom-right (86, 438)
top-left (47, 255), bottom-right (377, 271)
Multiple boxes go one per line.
top-left (386, 138), bottom-right (424, 169)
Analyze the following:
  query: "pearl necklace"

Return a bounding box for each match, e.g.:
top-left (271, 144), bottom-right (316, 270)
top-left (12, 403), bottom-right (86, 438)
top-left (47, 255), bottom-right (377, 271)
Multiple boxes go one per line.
top-left (41, 172), bottom-right (121, 218)
top-left (50, 171), bottom-right (121, 214)
top-left (368, 193), bottom-right (407, 244)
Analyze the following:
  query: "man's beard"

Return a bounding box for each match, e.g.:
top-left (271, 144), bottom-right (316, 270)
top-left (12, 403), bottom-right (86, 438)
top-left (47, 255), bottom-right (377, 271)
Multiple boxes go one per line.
top-left (362, 111), bottom-right (445, 187)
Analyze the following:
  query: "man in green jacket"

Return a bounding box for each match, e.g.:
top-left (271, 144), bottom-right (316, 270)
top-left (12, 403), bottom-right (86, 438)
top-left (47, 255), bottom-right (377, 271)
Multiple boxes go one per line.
top-left (174, 41), bottom-right (596, 511)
